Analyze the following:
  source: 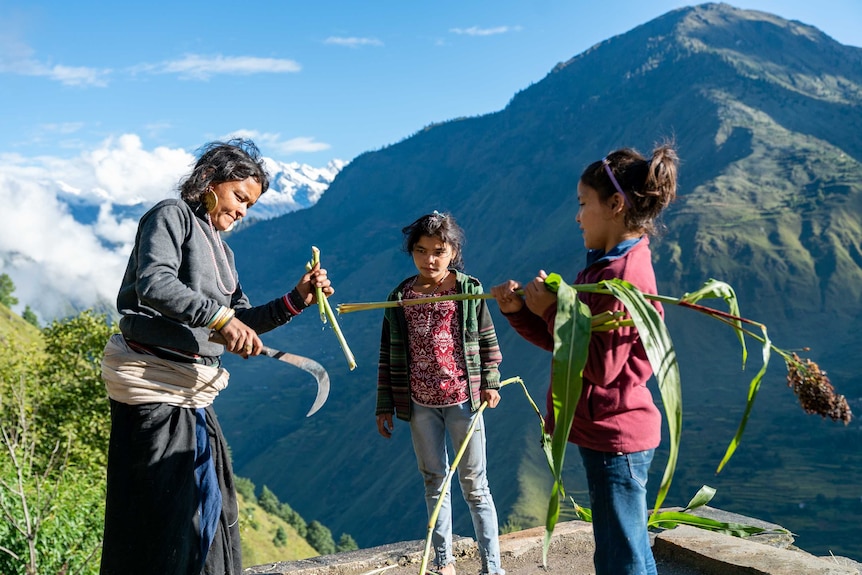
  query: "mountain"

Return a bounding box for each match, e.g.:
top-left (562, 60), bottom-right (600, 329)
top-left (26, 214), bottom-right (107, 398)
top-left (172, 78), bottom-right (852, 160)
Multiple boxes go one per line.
top-left (217, 3), bottom-right (862, 561)
top-left (249, 158), bottom-right (347, 222)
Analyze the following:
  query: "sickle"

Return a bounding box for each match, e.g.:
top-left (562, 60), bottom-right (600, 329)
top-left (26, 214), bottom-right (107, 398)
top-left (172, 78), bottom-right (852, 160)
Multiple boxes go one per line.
top-left (259, 346), bottom-right (331, 417)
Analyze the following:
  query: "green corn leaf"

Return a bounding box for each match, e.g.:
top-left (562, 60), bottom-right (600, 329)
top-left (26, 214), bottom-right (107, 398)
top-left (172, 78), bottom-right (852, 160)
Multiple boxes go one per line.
top-left (682, 279), bottom-right (746, 367)
top-left (602, 279), bottom-right (681, 520)
top-left (542, 276), bottom-right (591, 567)
top-left (715, 323), bottom-right (771, 473)
top-left (684, 485), bottom-right (717, 511)
top-left (648, 510), bottom-right (775, 537)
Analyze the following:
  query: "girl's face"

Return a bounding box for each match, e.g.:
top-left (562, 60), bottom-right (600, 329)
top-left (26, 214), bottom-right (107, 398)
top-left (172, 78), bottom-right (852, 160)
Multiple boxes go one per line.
top-left (208, 176), bottom-right (262, 231)
top-left (411, 235), bottom-right (455, 284)
top-left (576, 181), bottom-right (625, 253)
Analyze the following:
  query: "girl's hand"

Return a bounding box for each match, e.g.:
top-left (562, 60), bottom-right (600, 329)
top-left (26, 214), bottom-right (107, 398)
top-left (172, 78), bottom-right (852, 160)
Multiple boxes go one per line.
top-left (376, 413), bottom-right (394, 438)
top-left (491, 280), bottom-right (524, 314)
top-left (481, 389), bottom-right (501, 408)
top-left (294, 262), bottom-right (335, 306)
top-left (524, 270), bottom-right (557, 317)
top-left (218, 317), bottom-right (262, 358)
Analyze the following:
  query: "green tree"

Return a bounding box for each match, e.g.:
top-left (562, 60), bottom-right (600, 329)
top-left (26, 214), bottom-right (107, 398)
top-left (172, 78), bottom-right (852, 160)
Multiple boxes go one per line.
top-left (235, 476), bottom-right (256, 501)
top-left (258, 485), bottom-right (307, 538)
top-left (22, 306), bottom-right (39, 328)
top-left (0, 273), bottom-right (17, 307)
top-left (336, 533), bottom-right (358, 553)
top-left (273, 525), bottom-right (288, 547)
top-left (305, 520), bottom-right (336, 555)
top-left (0, 378), bottom-right (103, 575)
top-left (0, 309), bottom-right (114, 575)
top-left (257, 485), bottom-right (280, 514)
top-left (37, 310), bottom-right (117, 470)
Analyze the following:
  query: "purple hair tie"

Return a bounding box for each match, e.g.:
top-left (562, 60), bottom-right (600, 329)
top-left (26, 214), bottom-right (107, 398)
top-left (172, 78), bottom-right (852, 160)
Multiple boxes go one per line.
top-left (602, 157), bottom-right (631, 207)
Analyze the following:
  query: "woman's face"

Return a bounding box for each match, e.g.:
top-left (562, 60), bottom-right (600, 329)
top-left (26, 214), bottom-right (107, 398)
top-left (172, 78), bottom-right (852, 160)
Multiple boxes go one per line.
top-left (411, 235), bottom-right (454, 284)
top-left (208, 177), bottom-right (262, 231)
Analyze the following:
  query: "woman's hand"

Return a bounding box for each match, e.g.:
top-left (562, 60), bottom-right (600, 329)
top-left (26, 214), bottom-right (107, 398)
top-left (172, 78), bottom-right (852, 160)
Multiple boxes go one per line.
top-left (218, 316), bottom-right (262, 358)
top-left (491, 280), bottom-right (524, 314)
top-left (524, 270), bottom-right (557, 317)
top-left (294, 262), bottom-right (335, 307)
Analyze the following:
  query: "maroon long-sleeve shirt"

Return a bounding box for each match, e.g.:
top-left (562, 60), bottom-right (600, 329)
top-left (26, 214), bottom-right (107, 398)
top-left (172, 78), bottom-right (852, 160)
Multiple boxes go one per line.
top-left (505, 237), bottom-right (662, 453)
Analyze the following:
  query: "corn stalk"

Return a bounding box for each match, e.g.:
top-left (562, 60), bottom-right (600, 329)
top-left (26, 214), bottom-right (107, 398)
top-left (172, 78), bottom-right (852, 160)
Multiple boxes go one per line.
top-left (306, 247), bottom-right (356, 370)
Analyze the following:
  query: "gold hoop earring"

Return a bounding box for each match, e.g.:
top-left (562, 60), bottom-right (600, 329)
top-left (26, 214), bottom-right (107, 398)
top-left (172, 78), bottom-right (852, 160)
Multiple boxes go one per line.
top-left (203, 188), bottom-right (218, 212)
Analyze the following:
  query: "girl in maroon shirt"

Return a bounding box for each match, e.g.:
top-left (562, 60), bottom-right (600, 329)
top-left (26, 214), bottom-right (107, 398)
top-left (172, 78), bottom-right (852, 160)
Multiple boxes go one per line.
top-left (492, 145), bottom-right (678, 575)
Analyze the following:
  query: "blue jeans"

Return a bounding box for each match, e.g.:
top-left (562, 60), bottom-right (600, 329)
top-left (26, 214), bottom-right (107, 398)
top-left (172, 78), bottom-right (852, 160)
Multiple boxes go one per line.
top-left (579, 446), bottom-right (657, 575)
top-left (410, 402), bottom-right (504, 575)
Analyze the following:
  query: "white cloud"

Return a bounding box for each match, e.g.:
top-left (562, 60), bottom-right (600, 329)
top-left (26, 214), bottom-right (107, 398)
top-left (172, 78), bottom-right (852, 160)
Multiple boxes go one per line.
top-left (0, 53), bottom-right (110, 87)
top-left (0, 134), bottom-right (338, 320)
top-left (83, 134), bottom-right (193, 204)
top-left (41, 63), bottom-right (111, 87)
top-left (137, 54), bottom-right (302, 80)
top-left (0, 137), bottom-right (194, 319)
top-left (0, 30), bottom-right (110, 86)
top-left (449, 25), bottom-right (522, 36)
top-left (324, 36), bottom-right (384, 48)
top-left (225, 130), bottom-right (331, 156)
top-left (0, 172), bottom-right (127, 319)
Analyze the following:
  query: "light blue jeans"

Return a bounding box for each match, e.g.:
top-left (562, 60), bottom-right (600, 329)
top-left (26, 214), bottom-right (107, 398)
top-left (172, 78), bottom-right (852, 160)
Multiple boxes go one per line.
top-left (579, 446), bottom-right (657, 575)
top-left (409, 401), bottom-right (504, 575)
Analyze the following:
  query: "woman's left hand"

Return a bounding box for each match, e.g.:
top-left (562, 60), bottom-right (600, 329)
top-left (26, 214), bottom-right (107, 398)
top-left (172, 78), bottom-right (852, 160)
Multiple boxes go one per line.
top-left (481, 389), bottom-right (501, 408)
top-left (294, 262), bottom-right (335, 306)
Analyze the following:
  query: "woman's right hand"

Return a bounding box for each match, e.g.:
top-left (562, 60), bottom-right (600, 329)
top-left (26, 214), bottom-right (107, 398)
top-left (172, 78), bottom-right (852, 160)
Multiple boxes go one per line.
top-left (218, 317), bottom-right (262, 358)
top-left (491, 280), bottom-right (524, 314)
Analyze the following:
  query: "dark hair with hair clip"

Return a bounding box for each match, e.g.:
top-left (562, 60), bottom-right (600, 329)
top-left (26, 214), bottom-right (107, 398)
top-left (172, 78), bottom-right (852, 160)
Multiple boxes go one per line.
top-left (580, 143), bottom-right (678, 235)
top-left (179, 138), bottom-right (271, 206)
top-left (401, 211), bottom-right (466, 270)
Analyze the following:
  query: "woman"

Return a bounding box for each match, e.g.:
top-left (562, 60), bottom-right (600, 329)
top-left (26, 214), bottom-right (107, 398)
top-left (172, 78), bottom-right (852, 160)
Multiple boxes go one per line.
top-left (100, 139), bottom-right (333, 575)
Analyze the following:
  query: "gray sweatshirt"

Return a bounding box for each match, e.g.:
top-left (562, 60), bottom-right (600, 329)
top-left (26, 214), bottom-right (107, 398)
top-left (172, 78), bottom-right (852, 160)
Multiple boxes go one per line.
top-left (117, 199), bottom-right (293, 357)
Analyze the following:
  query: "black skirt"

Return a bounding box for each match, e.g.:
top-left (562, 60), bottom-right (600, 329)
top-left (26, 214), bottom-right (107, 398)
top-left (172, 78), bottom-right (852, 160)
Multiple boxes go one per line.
top-left (100, 400), bottom-right (241, 575)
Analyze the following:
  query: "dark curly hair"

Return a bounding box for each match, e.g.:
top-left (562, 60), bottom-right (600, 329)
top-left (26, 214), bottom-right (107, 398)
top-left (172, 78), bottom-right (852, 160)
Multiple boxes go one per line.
top-left (402, 211), bottom-right (465, 270)
top-left (179, 138), bottom-right (270, 205)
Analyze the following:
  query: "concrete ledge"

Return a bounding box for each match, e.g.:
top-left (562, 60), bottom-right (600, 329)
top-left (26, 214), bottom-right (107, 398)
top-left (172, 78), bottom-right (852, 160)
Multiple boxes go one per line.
top-left (244, 537), bottom-right (476, 575)
top-left (655, 525), bottom-right (858, 575)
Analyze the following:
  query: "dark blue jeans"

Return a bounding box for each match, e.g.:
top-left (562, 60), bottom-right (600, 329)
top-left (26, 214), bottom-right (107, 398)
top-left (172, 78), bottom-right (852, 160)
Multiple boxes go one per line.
top-left (579, 446), bottom-right (657, 575)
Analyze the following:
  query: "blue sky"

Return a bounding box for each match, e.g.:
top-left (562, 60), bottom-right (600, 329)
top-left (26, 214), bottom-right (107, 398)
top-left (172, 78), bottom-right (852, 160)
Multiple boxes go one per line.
top-left (0, 0), bottom-right (860, 320)
top-left (1, 0), bottom-right (860, 166)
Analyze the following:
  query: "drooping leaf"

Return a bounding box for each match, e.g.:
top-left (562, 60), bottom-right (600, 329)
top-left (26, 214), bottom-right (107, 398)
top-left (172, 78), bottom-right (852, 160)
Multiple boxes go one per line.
top-left (542, 275), bottom-right (591, 567)
top-left (715, 323), bottom-right (771, 473)
top-left (648, 510), bottom-right (778, 538)
top-left (684, 485), bottom-right (717, 511)
top-left (681, 279), bottom-right (746, 367)
top-left (602, 279), bottom-right (681, 519)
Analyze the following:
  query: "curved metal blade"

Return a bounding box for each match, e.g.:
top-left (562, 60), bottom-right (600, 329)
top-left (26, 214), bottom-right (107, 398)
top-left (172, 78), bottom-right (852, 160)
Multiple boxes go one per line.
top-left (261, 346), bottom-right (331, 416)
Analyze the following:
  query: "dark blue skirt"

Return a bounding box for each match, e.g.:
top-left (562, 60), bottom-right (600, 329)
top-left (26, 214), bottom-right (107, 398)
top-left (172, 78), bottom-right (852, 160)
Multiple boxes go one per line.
top-left (100, 400), bottom-right (241, 575)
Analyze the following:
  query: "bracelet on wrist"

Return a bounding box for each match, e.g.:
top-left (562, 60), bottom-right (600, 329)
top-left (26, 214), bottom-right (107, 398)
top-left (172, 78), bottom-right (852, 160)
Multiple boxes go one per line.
top-left (207, 306), bottom-right (229, 329)
top-left (283, 288), bottom-right (310, 315)
top-left (212, 308), bottom-right (236, 331)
